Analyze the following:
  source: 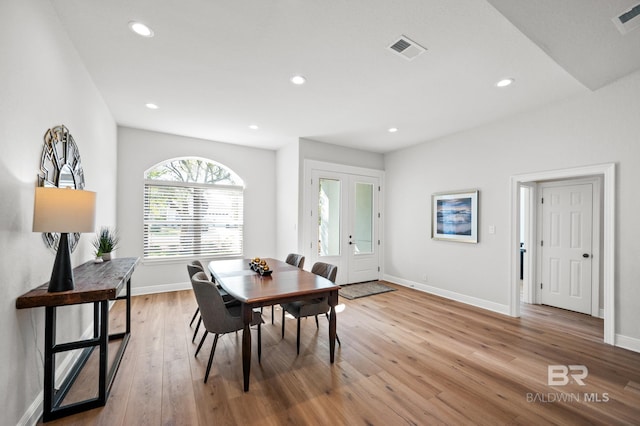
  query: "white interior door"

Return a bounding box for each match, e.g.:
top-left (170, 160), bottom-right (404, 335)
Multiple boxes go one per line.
top-left (540, 183), bottom-right (593, 314)
top-left (311, 170), bottom-right (380, 285)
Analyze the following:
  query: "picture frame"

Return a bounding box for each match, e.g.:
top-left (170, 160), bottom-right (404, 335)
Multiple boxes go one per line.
top-left (431, 190), bottom-right (479, 243)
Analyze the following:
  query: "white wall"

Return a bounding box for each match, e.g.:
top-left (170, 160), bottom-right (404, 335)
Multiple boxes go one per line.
top-left (275, 141), bottom-right (299, 260)
top-left (298, 138), bottom-right (385, 171)
top-left (384, 69), bottom-right (640, 344)
top-left (117, 127), bottom-right (277, 292)
top-left (0, 0), bottom-right (117, 423)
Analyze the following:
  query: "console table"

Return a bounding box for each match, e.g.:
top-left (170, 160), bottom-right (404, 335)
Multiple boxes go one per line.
top-left (16, 257), bottom-right (138, 422)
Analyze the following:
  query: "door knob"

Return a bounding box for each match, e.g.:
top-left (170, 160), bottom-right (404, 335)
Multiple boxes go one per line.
top-left (582, 253), bottom-right (590, 258)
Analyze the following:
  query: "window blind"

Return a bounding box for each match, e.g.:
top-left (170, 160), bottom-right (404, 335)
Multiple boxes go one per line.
top-left (143, 181), bottom-right (243, 259)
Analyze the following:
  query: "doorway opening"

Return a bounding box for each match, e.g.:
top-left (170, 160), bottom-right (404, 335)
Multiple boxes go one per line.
top-left (510, 163), bottom-right (615, 345)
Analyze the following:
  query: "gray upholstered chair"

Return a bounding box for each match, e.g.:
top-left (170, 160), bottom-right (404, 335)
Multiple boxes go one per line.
top-left (188, 260), bottom-right (238, 343)
top-left (280, 261), bottom-right (341, 354)
top-left (191, 271), bottom-right (263, 383)
top-left (263, 253), bottom-right (306, 324)
top-left (285, 253), bottom-right (305, 269)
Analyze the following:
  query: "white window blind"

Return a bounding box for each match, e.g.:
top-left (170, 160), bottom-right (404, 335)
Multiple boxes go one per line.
top-left (143, 181), bottom-right (243, 259)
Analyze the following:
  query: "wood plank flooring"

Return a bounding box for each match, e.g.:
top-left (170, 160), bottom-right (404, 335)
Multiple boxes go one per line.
top-left (41, 283), bottom-right (640, 425)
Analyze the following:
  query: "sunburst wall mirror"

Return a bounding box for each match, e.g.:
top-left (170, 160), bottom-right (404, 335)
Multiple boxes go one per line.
top-left (38, 125), bottom-right (86, 252)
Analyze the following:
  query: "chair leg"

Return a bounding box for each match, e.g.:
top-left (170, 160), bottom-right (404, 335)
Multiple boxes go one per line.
top-left (296, 317), bottom-right (301, 355)
top-left (315, 315), bottom-right (319, 328)
top-left (258, 323), bottom-right (262, 363)
top-left (192, 316), bottom-right (202, 343)
top-left (325, 313), bottom-right (341, 346)
top-left (204, 334), bottom-right (219, 384)
top-left (195, 331), bottom-right (208, 357)
top-left (271, 305), bottom-right (274, 324)
top-left (190, 307), bottom-right (199, 326)
top-left (281, 309), bottom-right (285, 338)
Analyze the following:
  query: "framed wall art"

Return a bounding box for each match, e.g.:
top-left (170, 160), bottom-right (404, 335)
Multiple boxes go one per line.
top-left (431, 190), bottom-right (478, 243)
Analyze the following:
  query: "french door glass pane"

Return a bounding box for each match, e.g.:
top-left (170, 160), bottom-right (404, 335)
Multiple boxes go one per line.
top-left (354, 182), bottom-right (374, 254)
top-left (318, 178), bottom-right (341, 256)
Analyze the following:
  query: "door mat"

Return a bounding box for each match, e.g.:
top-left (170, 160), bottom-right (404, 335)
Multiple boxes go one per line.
top-left (339, 281), bottom-right (396, 300)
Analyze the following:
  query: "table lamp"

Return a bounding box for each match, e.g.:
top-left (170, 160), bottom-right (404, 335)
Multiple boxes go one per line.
top-left (33, 187), bottom-right (97, 292)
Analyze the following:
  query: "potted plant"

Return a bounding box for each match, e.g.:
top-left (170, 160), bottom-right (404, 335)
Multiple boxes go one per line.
top-left (92, 226), bottom-right (119, 261)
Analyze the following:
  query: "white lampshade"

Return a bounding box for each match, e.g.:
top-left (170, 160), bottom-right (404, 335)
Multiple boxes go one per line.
top-left (33, 187), bottom-right (96, 233)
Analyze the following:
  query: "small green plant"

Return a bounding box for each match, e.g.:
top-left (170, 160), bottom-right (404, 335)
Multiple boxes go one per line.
top-left (92, 226), bottom-right (119, 257)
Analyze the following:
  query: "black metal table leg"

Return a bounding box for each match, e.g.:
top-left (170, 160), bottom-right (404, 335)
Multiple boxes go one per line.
top-left (98, 299), bottom-right (108, 404)
top-left (43, 306), bottom-right (56, 422)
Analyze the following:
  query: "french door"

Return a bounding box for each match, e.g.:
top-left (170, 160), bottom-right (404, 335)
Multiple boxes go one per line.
top-left (309, 170), bottom-right (380, 285)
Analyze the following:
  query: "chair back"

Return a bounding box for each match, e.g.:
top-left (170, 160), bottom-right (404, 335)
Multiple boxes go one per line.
top-left (311, 262), bottom-right (337, 283)
top-left (285, 253), bottom-right (305, 269)
top-left (190, 271), bottom-right (243, 334)
top-left (191, 259), bottom-right (206, 270)
top-left (187, 263), bottom-right (203, 278)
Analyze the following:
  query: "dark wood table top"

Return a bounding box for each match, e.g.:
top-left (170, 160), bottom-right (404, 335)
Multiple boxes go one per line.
top-left (208, 258), bottom-right (339, 305)
top-left (16, 257), bottom-right (139, 309)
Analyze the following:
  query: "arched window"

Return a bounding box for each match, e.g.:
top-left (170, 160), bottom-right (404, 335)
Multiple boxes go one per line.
top-left (143, 157), bottom-right (244, 259)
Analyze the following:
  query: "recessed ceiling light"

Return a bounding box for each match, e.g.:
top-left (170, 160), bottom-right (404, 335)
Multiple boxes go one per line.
top-left (249, 124), bottom-right (259, 130)
top-left (388, 127), bottom-right (398, 133)
top-left (290, 75), bottom-right (306, 85)
top-left (496, 78), bottom-right (515, 88)
top-left (129, 21), bottom-right (154, 37)
top-left (145, 103), bottom-right (159, 110)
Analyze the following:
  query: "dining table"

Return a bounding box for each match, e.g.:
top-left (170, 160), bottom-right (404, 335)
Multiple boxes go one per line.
top-left (208, 258), bottom-right (340, 391)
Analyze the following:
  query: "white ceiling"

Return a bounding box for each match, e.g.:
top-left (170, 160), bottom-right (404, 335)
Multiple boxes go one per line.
top-left (50, 0), bottom-right (640, 153)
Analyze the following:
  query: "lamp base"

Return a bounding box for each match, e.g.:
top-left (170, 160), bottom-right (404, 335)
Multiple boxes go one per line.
top-left (48, 233), bottom-right (75, 292)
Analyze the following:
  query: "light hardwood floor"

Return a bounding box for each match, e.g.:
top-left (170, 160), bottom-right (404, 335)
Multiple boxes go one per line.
top-left (42, 282), bottom-right (640, 425)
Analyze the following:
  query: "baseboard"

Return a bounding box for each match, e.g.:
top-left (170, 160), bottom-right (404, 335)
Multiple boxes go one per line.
top-left (615, 334), bottom-right (640, 354)
top-left (383, 274), bottom-right (510, 316)
top-left (18, 322), bottom-right (96, 426)
top-left (131, 281), bottom-right (191, 296)
top-left (17, 392), bottom-right (42, 426)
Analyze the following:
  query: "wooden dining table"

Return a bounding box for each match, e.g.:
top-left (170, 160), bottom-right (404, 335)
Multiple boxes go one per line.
top-left (208, 258), bottom-right (340, 391)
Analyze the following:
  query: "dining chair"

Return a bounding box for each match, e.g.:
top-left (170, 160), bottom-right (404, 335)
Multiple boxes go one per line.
top-left (285, 253), bottom-right (305, 269)
top-left (191, 271), bottom-right (263, 383)
top-left (280, 261), bottom-right (341, 355)
top-left (188, 260), bottom-right (238, 343)
top-left (263, 253), bottom-right (306, 324)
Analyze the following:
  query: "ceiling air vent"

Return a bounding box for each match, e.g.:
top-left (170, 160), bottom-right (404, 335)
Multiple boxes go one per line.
top-left (388, 35), bottom-right (426, 61)
top-left (612, 3), bottom-right (640, 34)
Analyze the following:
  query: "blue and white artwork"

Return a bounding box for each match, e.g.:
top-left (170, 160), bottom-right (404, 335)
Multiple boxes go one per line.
top-left (437, 198), bottom-right (472, 236)
top-left (432, 190), bottom-right (478, 243)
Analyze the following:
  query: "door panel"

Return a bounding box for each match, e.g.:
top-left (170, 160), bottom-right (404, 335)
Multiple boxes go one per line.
top-left (314, 173), bottom-right (347, 283)
top-left (348, 177), bottom-right (379, 283)
top-left (318, 178), bottom-right (342, 257)
top-left (540, 183), bottom-right (592, 314)
top-left (353, 182), bottom-right (374, 254)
